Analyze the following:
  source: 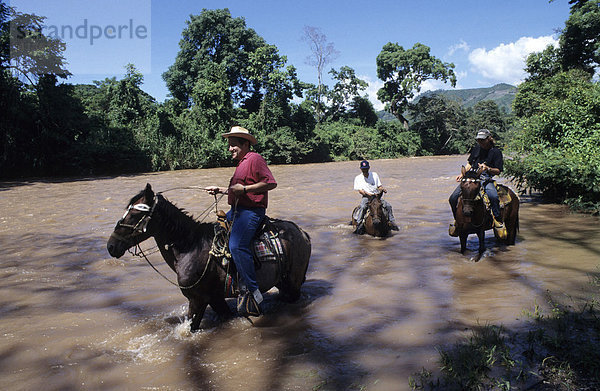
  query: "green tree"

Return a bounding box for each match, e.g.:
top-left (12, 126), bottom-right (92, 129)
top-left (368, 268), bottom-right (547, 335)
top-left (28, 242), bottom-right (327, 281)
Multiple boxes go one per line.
top-left (467, 100), bottom-right (507, 140)
top-left (7, 8), bottom-right (70, 85)
top-left (524, 45), bottom-right (562, 82)
top-left (163, 8), bottom-right (282, 111)
top-left (558, 0), bottom-right (600, 75)
top-left (326, 66), bottom-right (368, 121)
top-left (507, 69), bottom-right (600, 209)
top-left (507, 0), bottom-right (600, 212)
top-left (348, 95), bottom-right (378, 127)
top-left (376, 42), bottom-right (456, 128)
top-left (408, 95), bottom-right (466, 155)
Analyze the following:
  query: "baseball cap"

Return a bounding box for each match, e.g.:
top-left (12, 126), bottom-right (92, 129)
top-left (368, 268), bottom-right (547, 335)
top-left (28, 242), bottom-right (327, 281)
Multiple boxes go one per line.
top-left (476, 129), bottom-right (491, 140)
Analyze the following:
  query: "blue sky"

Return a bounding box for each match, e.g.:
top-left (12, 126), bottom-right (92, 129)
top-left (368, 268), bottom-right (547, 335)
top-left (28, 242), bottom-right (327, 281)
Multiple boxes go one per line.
top-left (10, 0), bottom-right (572, 110)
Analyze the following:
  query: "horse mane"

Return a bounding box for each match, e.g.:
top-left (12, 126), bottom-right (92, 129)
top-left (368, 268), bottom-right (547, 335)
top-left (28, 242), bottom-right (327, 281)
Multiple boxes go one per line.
top-left (124, 188), bottom-right (216, 250)
top-left (154, 194), bottom-right (215, 250)
top-left (463, 169), bottom-right (480, 180)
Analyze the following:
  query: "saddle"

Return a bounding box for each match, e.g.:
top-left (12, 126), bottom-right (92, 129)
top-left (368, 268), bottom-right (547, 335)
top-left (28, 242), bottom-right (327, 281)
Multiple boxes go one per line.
top-left (214, 211), bottom-right (285, 295)
top-left (478, 181), bottom-right (512, 211)
top-left (252, 217), bottom-right (285, 266)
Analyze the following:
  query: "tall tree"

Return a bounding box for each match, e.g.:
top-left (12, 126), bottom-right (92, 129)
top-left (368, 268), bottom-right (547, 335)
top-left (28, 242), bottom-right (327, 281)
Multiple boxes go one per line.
top-left (408, 95), bottom-right (465, 155)
top-left (301, 26), bottom-right (339, 122)
top-left (559, 0), bottom-right (600, 74)
top-left (326, 65), bottom-right (368, 121)
top-left (348, 95), bottom-right (378, 127)
top-left (7, 8), bottom-right (70, 85)
top-left (163, 8), bottom-right (285, 112)
top-left (376, 42), bottom-right (456, 128)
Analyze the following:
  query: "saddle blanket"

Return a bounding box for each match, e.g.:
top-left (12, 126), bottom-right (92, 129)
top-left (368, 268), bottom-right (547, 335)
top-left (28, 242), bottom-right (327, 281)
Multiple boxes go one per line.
top-left (253, 230), bottom-right (284, 263)
top-left (496, 184), bottom-right (512, 208)
top-left (479, 182), bottom-right (513, 209)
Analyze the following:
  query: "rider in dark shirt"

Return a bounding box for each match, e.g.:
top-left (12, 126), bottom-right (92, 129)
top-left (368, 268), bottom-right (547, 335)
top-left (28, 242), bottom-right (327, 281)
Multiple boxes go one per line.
top-left (448, 129), bottom-right (505, 237)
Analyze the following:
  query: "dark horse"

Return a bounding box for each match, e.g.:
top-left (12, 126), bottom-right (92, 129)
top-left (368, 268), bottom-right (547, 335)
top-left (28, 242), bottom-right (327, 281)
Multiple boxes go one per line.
top-left (455, 166), bottom-right (519, 255)
top-left (351, 192), bottom-right (391, 237)
top-left (106, 184), bottom-right (311, 331)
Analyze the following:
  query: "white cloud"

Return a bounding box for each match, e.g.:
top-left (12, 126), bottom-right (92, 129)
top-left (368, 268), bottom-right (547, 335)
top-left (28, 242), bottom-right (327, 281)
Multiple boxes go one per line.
top-left (420, 79), bottom-right (452, 94)
top-left (448, 39), bottom-right (470, 56)
top-left (360, 75), bottom-right (386, 111)
top-left (468, 35), bottom-right (558, 85)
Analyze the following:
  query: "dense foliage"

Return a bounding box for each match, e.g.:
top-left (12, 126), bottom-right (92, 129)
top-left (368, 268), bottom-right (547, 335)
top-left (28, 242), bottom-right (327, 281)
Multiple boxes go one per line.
top-left (505, 0), bottom-right (600, 213)
top-left (1, 4), bottom-right (508, 179)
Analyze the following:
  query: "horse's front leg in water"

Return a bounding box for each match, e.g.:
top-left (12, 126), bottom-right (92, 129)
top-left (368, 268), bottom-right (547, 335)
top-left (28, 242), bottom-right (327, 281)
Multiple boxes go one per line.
top-left (478, 229), bottom-right (486, 254)
top-left (459, 233), bottom-right (468, 254)
top-left (209, 293), bottom-right (233, 320)
top-left (188, 300), bottom-right (208, 332)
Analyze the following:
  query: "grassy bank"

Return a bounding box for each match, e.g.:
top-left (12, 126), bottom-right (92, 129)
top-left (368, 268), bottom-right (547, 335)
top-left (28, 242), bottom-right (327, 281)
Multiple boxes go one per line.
top-left (409, 269), bottom-right (600, 390)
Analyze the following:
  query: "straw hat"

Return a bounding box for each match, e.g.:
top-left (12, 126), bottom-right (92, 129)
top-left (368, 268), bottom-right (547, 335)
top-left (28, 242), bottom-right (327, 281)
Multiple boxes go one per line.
top-left (222, 126), bottom-right (257, 145)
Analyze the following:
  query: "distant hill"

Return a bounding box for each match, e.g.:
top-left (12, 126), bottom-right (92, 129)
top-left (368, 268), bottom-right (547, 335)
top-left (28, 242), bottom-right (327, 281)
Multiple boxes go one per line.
top-left (376, 83), bottom-right (517, 120)
top-left (417, 83), bottom-right (517, 113)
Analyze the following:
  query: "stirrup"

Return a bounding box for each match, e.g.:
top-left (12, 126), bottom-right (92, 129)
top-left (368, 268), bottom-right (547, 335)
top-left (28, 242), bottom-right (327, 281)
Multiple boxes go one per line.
top-left (493, 219), bottom-right (507, 240)
top-left (448, 223), bottom-right (459, 237)
top-left (237, 292), bottom-right (262, 317)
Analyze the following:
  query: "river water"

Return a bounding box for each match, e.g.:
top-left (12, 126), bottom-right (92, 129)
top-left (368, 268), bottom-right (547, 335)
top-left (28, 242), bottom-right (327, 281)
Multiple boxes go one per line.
top-left (1, 155), bottom-right (599, 391)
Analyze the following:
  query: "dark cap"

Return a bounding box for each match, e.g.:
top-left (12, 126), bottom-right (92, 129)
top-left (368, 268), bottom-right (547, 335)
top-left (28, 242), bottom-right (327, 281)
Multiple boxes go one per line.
top-left (360, 160), bottom-right (370, 169)
top-left (476, 129), bottom-right (491, 140)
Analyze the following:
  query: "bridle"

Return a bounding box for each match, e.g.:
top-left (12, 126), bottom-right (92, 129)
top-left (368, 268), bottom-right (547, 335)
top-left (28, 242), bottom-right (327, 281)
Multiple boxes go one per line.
top-left (110, 192), bottom-right (222, 290)
top-left (111, 196), bottom-right (158, 246)
top-left (460, 176), bottom-right (486, 227)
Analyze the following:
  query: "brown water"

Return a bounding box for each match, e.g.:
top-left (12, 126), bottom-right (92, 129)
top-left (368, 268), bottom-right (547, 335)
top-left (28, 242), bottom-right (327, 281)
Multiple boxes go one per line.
top-left (1, 156), bottom-right (599, 391)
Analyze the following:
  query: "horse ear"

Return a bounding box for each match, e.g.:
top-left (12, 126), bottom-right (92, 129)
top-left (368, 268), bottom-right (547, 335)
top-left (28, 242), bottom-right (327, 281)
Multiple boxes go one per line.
top-left (461, 165), bottom-right (466, 176)
top-left (144, 183), bottom-right (154, 200)
top-left (476, 165), bottom-right (485, 176)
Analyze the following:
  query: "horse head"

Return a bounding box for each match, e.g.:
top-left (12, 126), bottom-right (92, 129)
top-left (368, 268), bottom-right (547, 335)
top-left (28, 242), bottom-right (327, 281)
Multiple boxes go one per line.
top-left (367, 192), bottom-right (387, 228)
top-left (107, 183), bottom-right (156, 258)
top-left (459, 165), bottom-right (484, 217)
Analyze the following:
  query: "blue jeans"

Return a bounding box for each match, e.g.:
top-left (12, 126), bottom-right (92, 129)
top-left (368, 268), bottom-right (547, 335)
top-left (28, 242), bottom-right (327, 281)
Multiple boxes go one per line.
top-left (449, 179), bottom-right (501, 219)
top-left (226, 206), bottom-right (265, 293)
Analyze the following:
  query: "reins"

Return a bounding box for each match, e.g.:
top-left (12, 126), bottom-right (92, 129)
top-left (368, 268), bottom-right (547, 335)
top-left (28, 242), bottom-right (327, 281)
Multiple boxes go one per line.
top-left (124, 189), bottom-right (226, 289)
top-left (460, 177), bottom-right (488, 228)
top-left (129, 243), bottom-right (212, 290)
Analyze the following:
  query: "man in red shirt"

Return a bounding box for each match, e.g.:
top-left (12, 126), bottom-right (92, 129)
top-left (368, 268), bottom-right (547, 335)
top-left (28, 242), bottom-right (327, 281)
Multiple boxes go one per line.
top-left (205, 126), bottom-right (277, 317)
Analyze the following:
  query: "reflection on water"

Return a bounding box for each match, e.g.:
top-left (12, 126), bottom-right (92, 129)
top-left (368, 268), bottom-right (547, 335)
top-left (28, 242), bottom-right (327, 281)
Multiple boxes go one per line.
top-left (1, 156), bottom-right (599, 390)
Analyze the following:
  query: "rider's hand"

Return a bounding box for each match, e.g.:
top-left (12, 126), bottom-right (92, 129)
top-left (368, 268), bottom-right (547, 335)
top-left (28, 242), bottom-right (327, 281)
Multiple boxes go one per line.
top-left (229, 183), bottom-right (245, 196)
top-left (456, 174), bottom-right (463, 182)
top-left (204, 186), bottom-right (221, 195)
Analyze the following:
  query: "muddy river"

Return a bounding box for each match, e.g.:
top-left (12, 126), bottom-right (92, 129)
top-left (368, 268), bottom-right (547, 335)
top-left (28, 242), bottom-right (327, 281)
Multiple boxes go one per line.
top-left (1, 155), bottom-right (599, 390)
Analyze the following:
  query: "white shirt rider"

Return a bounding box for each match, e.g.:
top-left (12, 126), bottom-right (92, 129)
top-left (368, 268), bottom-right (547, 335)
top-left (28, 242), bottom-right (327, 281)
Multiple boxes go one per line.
top-left (354, 171), bottom-right (382, 195)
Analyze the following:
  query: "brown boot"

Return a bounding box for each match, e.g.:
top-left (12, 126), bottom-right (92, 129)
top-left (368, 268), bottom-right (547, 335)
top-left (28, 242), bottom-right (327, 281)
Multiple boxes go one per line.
top-left (493, 218), bottom-right (507, 240)
top-left (448, 222), bottom-right (459, 237)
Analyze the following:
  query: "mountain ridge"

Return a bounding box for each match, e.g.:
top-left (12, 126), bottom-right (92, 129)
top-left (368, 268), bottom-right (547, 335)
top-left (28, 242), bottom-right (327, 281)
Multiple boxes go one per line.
top-left (416, 83), bottom-right (517, 112)
top-left (377, 83), bottom-right (517, 120)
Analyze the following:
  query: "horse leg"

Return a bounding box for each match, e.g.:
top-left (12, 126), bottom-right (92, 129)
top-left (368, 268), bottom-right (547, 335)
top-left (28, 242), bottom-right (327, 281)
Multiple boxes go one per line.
top-left (507, 214), bottom-right (519, 245)
top-left (278, 267), bottom-right (304, 302)
top-left (278, 234), bottom-right (310, 302)
top-left (209, 293), bottom-right (233, 320)
top-left (459, 233), bottom-right (468, 254)
top-left (478, 229), bottom-right (486, 254)
top-left (507, 202), bottom-right (519, 245)
top-left (188, 299), bottom-right (208, 332)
